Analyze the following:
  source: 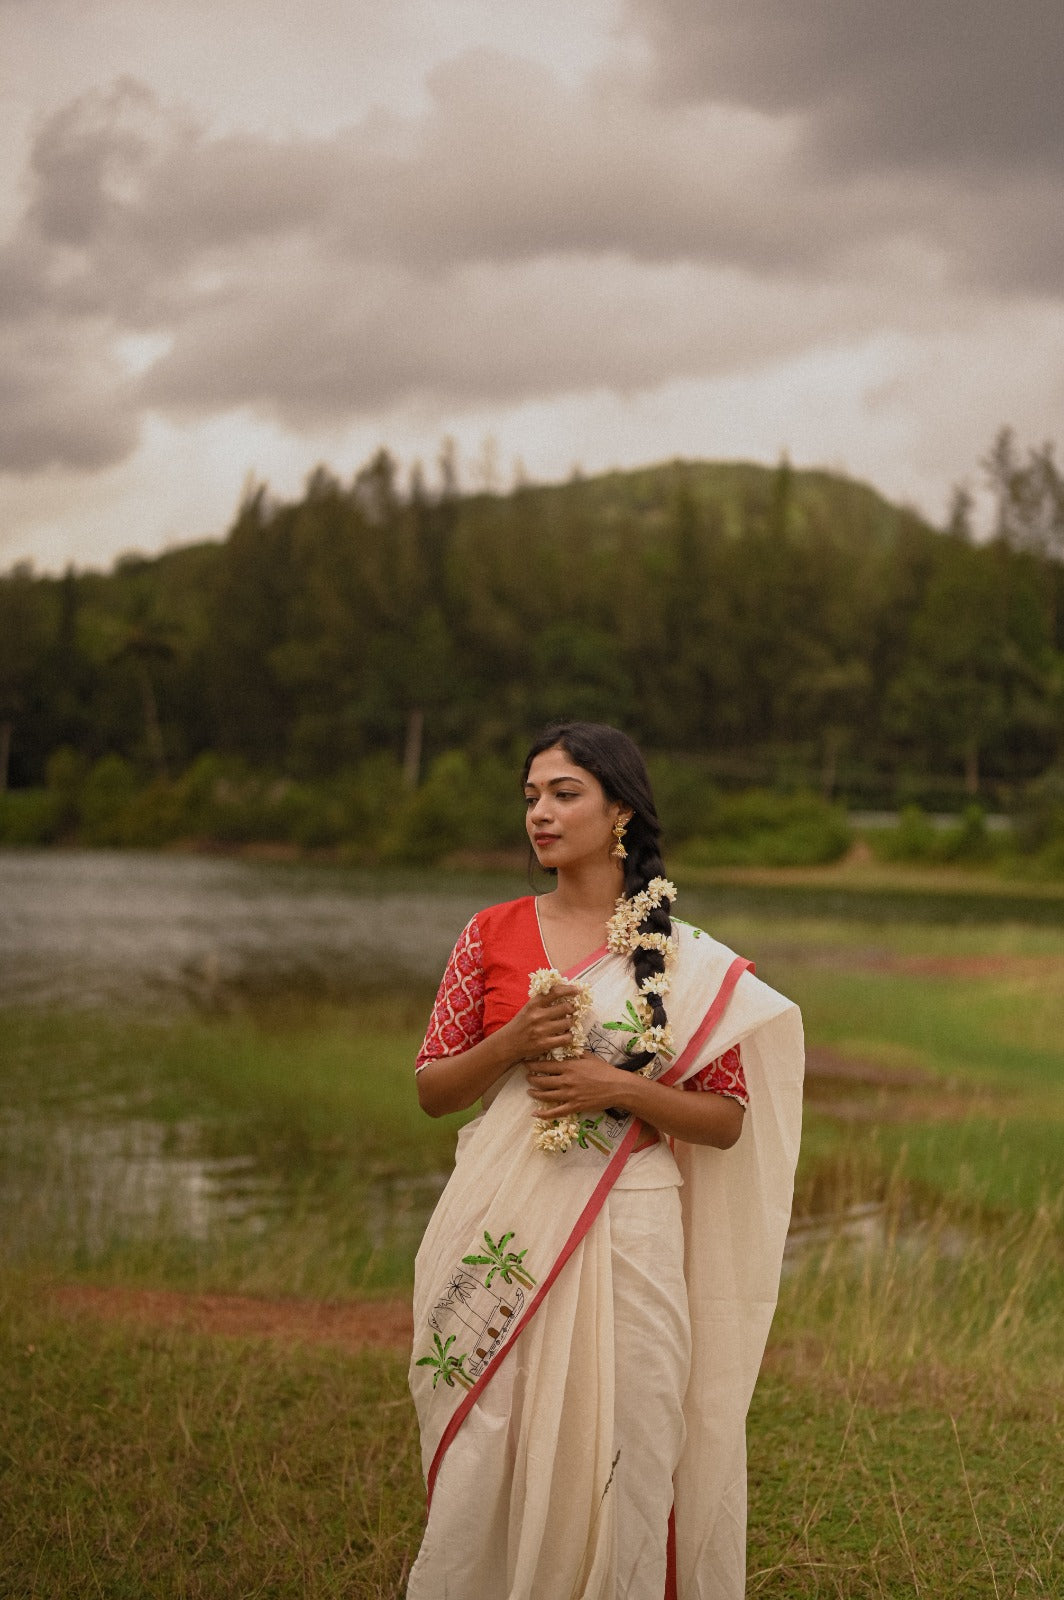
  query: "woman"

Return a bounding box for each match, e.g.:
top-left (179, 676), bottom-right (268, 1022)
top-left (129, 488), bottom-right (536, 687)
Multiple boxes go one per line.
top-left (407, 723), bottom-right (803, 1600)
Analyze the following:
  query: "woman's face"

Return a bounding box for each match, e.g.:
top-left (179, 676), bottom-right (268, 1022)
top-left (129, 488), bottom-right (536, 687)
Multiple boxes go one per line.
top-left (524, 745), bottom-right (628, 871)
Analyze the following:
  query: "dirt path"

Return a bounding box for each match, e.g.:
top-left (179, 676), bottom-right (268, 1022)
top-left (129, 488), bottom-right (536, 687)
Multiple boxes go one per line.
top-left (47, 1282), bottom-right (413, 1352)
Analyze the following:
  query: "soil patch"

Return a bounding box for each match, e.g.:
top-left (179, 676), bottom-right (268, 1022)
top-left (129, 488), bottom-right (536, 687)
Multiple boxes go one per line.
top-left (880, 953), bottom-right (1063, 982)
top-left (804, 1046), bottom-right (998, 1122)
top-left (46, 1283), bottom-right (413, 1352)
top-left (805, 1045), bottom-right (931, 1089)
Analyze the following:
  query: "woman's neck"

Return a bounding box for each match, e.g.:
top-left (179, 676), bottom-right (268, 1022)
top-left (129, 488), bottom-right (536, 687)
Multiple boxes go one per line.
top-left (547, 859), bottom-right (625, 919)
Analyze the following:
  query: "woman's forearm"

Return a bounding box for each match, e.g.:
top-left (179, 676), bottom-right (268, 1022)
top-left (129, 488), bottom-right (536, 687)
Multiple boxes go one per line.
top-left (611, 1073), bottom-right (745, 1149)
top-left (416, 1030), bottom-right (522, 1117)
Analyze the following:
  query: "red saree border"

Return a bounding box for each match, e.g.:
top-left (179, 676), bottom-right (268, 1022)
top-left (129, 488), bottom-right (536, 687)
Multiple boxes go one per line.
top-left (426, 1115), bottom-right (643, 1504)
top-left (665, 1506), bottom-right (678, 1600)
top-left (657, 954), bottom-right (752, 1088)
top-left (423, 946), bottom-right (752, 1509)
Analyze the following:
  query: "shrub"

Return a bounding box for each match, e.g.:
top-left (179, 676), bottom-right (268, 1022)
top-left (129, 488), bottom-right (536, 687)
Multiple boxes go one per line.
top-left (647, 757), bottom-right (721, 843)
top-left (79, 755), bottom-right (140, 845)
top-left (937, 804), bottom-right (995, 864)
top-left (868, 804), bottom-right (938, 864)
top-left (673, 790), bottom-right (851, 869)
top-left (0, 788), bottom-right (65, 844)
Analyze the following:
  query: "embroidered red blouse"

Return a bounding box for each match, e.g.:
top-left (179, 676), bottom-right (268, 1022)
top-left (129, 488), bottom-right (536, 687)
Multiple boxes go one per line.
top-left (415, 897), bottom-right (748, 1107)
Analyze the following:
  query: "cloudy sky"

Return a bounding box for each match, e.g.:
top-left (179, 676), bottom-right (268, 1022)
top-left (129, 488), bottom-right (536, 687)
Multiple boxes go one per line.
top-left (3, 0), bottom-right (1063, 571)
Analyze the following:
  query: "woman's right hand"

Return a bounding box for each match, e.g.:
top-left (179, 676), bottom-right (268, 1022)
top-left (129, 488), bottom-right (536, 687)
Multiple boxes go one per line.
top-left (500, 984), bottom-right (582, 1064)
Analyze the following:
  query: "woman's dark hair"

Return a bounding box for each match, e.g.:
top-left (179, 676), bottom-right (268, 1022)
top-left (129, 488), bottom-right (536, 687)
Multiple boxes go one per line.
top-left (522, 721), bottom-right (671, 1074)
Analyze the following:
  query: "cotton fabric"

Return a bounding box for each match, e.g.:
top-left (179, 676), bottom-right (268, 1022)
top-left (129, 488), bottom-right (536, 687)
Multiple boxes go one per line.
top-left (407, 910), bottom-right (803, 1600)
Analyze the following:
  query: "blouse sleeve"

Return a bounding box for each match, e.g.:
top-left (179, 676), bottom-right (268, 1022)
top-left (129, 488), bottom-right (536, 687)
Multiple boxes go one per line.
top-left (681, 1043), bottom-right (748, 1108)
top-left (414, 916), bottom-right (487, 1073)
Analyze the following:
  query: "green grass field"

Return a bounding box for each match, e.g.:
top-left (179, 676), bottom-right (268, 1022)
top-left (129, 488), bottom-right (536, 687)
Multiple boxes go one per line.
top-left (2, 879), bottom-right (1062, 1596)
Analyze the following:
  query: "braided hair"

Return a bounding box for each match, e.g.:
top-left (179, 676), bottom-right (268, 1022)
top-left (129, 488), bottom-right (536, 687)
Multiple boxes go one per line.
top-left (522, 721), bottom-right (672, 1074)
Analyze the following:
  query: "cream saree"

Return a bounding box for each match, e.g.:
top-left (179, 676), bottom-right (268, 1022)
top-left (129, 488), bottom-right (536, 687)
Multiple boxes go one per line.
top-left (407, 924), bottom-right (804, 1600)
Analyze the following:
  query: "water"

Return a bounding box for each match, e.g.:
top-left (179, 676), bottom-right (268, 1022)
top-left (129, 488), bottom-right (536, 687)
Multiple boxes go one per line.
top-left (1, 850), bottom-right (1010, 1270)
top-left (0, 851), bottom-right (503, 1268)
top-left (0, 849), bottom-right (524, 1011)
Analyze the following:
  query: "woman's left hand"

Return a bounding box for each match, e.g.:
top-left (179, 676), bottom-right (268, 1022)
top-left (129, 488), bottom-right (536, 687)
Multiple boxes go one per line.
top-left (525, 1053), bottom-right (634, 1119)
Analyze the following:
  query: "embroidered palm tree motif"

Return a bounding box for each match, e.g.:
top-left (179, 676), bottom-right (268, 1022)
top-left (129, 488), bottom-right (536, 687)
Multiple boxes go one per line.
top-left (602, 999), bottom-right (665, 1056)
top-left (430, 1270), bottom-right (518, 1334)
top-left (575, 1114), bottom-right (611, 1154)
top-left (462, 1230), bottom-right (536, 1289)
top-left (428, 1268), bottom-right (526, 1378)
top-left (430, 1271), bottom-right (483, 1337)
top-left (416, 1332), bottom-right (474, 1390)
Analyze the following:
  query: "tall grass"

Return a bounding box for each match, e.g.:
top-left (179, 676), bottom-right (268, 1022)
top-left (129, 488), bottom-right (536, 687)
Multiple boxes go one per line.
top-left (747, 1183), bottom-right (1063, 1597)
top-left (2, 1189), bottom-right (1058, 1598)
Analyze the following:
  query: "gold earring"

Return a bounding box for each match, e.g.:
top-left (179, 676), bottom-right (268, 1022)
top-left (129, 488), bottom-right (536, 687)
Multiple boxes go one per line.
top-left (611, 817), bottom-right (628, 860)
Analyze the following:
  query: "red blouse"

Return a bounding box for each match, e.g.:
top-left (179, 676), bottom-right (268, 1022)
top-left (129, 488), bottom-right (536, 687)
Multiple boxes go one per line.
top-left (415, 897), bottom-right (748, 1107)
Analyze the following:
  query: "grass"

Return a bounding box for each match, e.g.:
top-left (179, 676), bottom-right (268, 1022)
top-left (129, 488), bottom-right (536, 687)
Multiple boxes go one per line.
top-left (0, 1276), bottom-right (425, 1599)
top-left (0, 1000), bottom-right (467, 1296)
top-left (745, 1189), bottom-right (1063, 1598)
top-left (1, 872), bottom-right (1062, 1595)
top-left (2, 1197), bottom-right (1059, 1598)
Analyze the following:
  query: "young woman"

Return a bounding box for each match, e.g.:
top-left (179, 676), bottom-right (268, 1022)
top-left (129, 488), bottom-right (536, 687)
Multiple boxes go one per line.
top-left (407, 723), bottom-right (804, 1600)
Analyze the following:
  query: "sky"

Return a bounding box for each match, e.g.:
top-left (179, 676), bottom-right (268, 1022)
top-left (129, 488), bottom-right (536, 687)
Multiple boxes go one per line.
top-left (2, 0), bottom-right (1063, 571)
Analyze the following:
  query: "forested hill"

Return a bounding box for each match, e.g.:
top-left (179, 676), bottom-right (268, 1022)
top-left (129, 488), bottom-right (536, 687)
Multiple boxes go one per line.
top-left (2, 447), bottom-right (1062, 807)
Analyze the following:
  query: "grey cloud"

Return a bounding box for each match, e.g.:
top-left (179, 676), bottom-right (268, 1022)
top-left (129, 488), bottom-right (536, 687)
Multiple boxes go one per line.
top-left (0, 318), bottom-right (139, 471)
top-left (3, 43), bottom-right (1062, 472)
top-left (140, 254), bottom-right (885, 424)
top-left (629, 0), bottom-right (1064, 177)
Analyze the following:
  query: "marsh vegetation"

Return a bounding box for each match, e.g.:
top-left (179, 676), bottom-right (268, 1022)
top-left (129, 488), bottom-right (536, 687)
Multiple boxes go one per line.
top-left (1, 856), bottom-right (1061, 1595)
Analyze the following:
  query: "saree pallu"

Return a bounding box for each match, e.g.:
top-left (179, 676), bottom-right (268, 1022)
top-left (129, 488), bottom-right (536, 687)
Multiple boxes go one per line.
top-left (407, 925), bottom-right (805, 1600)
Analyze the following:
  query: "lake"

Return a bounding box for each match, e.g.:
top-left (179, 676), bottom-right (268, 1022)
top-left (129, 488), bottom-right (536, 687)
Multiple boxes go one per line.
top-left (2, 849), bottom-right (1059, 1281)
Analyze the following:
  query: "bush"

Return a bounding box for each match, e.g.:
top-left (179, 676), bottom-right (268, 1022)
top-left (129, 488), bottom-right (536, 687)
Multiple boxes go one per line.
top-left (937, 804), bottom-right (995, 864)
top-left (79, 755), bottom-right (141, 845)
top-left (0, 788), bottom-right (66, 845)
top-left (868, 804), bottom-right (938, 863)
top-left (672, 790), bottom-right (852, 868)
top-left (1014, 768), bottom-right (1064, 859)
top-left (647, 757), bottom-right (721, 843)
top-left (869, 804), bottom-right (1007, 868)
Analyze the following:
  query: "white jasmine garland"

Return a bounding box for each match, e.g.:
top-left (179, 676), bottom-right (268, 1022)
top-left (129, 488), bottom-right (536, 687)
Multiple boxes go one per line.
top-left (638, 974), bottom-right (670, 998)
top-left (532, 882), bottom-right (680, 1153)
top-left (527, 967), bottom-right (593, 1058)
top-left (605, 878), bottom-right (678, 955)
top-left (528, 968), bottom-right (593, 1153)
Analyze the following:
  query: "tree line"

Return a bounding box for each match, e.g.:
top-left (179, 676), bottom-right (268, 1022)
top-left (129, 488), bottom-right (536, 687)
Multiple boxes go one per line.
top-left (1, 430), bottom-right (1062, 822)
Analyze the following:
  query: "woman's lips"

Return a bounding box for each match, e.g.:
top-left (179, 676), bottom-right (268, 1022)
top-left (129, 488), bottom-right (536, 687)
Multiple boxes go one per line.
top-left (534, 834), bottom-right (559, 846)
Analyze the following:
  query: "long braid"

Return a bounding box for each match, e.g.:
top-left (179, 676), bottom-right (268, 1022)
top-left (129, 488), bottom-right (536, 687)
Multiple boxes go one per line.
top-left (620, 815), bottom-right (673, 1074)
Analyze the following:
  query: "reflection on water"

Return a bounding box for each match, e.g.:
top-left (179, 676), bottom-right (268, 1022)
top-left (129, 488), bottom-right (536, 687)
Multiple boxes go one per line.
top-left (0, 1110), bottom-right (278, 1248)
top-left (782, 1199), bottom-right (972, 1275)
top-left (0, 849), bottom-right (982, 1271)
top-left (0, 1098), bottom-right (450, 1266)
top-left (0, 849), bottom-right (524, 1011)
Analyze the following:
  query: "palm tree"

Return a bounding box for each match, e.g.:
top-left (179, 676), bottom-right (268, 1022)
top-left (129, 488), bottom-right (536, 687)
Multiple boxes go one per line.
top-left (463, 1230), bottom-right (536, 1289)
top-left (575, 1115), bottom-right (611, 1155)
top-left (415, 1332), bottom-right (473, 1391)
top-left (432, 1272), bottom-right (483, 1337)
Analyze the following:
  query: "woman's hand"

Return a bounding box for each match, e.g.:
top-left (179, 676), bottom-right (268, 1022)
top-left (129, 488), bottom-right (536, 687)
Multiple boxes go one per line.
top-left (417, 984), bottom-right (584, 1119)
top-left (500, 985), bottom-right (585, 1064)
top-left (526, 1052), bottom-right (747, 1149)
top-left (525, 1051), bottom-right (630, 1119)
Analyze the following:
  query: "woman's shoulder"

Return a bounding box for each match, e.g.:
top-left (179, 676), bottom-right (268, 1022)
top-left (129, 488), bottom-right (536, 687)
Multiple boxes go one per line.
top-left (472, 895), bottom-right (537, 938)
top-left (672, 919), bottom-right (738, 965)
top-left (674, 918), bottom-right (800, 1029)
